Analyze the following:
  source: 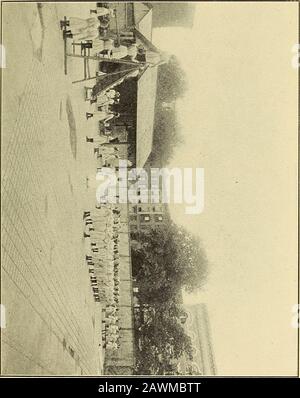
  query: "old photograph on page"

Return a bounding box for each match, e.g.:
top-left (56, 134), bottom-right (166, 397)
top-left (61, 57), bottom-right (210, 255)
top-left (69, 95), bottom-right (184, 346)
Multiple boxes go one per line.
top-left (0, 1), bottom-right (298, 378)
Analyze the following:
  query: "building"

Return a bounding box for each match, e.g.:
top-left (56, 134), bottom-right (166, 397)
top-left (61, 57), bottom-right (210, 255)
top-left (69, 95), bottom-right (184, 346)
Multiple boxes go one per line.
top-left (94, 4), bottom-right (169, 234)
top-left (148, 2), bottom-right (196, 28)
top-left (93, 2), bottom-right (164, 170)
top-left (129, 202), bottom-right (165, 232)
top-left (179, 303), bottom-right (217, 375)
top-left (128, 162), bottom-right (168, 232)
top-left (111, 2), bottom-right (195, 30)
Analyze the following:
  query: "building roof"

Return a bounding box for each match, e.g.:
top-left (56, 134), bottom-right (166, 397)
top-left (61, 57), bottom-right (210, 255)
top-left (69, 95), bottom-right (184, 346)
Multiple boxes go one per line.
top-left (136, 66), bottom-right (158, 168)
top-left (134, 28), bottom-right (160, 54)
top-left (133, 2), bottom-right (152, 25)
top-left (92, 65), bottom-right (139, 97)
top-left (136, 8), bottom-right (153, 42)
top-left (132, 1), bottom-right (159, 54)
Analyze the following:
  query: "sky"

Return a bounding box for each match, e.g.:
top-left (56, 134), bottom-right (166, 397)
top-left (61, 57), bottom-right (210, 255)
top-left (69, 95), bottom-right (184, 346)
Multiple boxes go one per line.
top-left (152, 2), bottom-right (298, 376)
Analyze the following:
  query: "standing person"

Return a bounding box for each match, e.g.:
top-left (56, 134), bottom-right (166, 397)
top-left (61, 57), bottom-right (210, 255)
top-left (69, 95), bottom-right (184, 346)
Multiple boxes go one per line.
top-left (97, 99), bottom-right (115, 111)
top-left (99, 146), bottom-right (119, 161)
top-left (110, 45), bottom-right (129, 60)
top-left (86, 110), bottom-right (120, 123)
top-left (107, 89), bottom-right (120, 100)
top-left (90, 7), bottom-right (116, 18)
top-left (105, 157), bottom-right (132, 169)
top-left (109, 99), bottom-right (120, 113)
top-left (61, 16), bottom-right (98, 35)
top-left (74, 26), bottom-right (100, 41)
top-left (104, 154), bottom-right (120, 168)
top-left (92, 38), bottom-right (114, 54)
top-left (127, 44), bottom-right (138, 60)
top-left (86, 135), bottom-right (112, 145)
top-left (95, 92), bottom-right (110, 106)
top-left (86, 110), bottom-right (108, 121)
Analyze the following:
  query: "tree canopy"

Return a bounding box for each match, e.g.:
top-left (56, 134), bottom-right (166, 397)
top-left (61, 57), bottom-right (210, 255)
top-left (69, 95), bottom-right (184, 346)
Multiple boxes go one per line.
top-left (150, 56), bottom-right (188, 166)
top-left (131, 57), bottom-right (206, 375)
top-left (131, 222), bottom-right (208, 374)
top-left (157, 55), bottom-right (188, 102)
top-left (131, 221), bottom-right (208, 299)
top-left (135, 305), bottom-right (193, 375)
top-left (150, 104), bottom-right (183, 166)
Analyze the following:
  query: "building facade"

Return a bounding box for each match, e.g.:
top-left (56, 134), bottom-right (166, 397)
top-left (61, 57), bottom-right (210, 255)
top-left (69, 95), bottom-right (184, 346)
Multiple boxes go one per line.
top-left (179, 303), bottom-right (217, 375)
top-left (128, 164), bottom-right (167, 232)
top-left (148, 2), bottom-right (196, 28)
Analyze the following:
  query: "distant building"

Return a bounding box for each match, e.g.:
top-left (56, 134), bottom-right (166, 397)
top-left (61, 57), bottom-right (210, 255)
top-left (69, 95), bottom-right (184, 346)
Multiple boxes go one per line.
top-left (179, 303), bottom-right (217, 375)
top-left (147, 2), bottom-right (196, 28)
top-left (98, 4), bottom-right (169, 233)
top-left (113, 2), bottom-right (195, 30)
top-left (128, 163), bottom-right (168, 232)
top-left (97, 2), bottom-right (162, 170)
top-left (129, 203), bottom-right (165, 232)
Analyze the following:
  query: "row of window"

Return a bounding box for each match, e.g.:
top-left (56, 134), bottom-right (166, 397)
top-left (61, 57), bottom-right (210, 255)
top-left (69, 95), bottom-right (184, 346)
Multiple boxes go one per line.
top-left (131, 205), bottom-right (164, 213)
top-left (129, 214), bottom-right (163, 223)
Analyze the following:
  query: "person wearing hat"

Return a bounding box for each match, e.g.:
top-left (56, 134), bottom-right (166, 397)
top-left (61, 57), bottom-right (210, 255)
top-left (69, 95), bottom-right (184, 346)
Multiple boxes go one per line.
top-left (90, 7), bottom-right (116, 18)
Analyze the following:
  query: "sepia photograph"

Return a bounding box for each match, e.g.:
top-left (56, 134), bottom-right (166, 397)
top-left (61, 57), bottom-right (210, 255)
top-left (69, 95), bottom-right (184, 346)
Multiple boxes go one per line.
top-left (0, 0), bottom-right (299, 380)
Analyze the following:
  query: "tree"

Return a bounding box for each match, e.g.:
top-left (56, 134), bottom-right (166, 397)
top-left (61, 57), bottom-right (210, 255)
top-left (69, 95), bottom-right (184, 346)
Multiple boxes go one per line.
top-left (150, 105), bottom-right (183, 166)
top-left (135, 302), bottom-right (193, 374)
top-left (157, 55), bottom-right (188, 102)
top-left (131, 222), bottom-right (208, 374)
top-left (131, 221), bottom-right (208, 297)
top-left (149, 55), bottom-right (187, 166)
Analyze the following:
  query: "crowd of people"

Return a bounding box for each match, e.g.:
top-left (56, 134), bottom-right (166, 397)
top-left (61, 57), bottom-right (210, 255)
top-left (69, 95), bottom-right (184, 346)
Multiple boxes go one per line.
top-left (85, 88), bottom-right (133, 169)
top-left (82, 104), bottom-right (129, 353)
top-left (85, 88), bottom-right (121, 125)
top-left (82, 82), bottom-right (128, 354)
top-left (61, 2), bottom-right (139, 355)
top-left (83, 206), bottom-right (122, 351)
top-left (61, 4), bottom-right (115, 41)
top-left (61, 4), bottom-right (146, 60)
